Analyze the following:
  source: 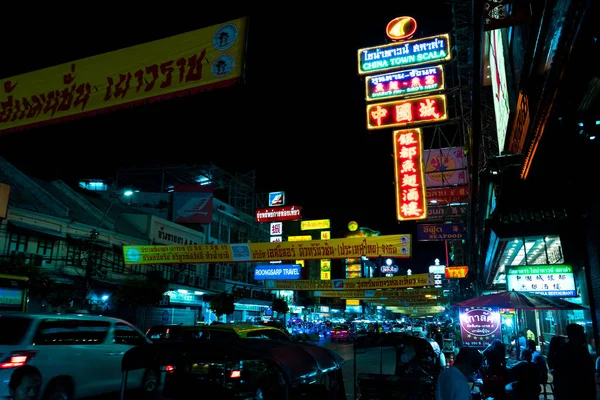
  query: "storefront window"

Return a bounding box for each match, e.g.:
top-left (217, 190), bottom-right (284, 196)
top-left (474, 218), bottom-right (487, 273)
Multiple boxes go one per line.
top-left (493, 235), bottom-right (564, 284)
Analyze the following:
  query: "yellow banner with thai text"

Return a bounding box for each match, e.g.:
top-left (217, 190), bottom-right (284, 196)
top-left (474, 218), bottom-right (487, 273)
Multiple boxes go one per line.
top-left (122, 234), bottom-right (412, 265)
top-left (314, 288), bottom-right (442, 299)
top-left (265, 274), bottom-right (433, 291)
top-left (0, 18), bottom-right (248, 134)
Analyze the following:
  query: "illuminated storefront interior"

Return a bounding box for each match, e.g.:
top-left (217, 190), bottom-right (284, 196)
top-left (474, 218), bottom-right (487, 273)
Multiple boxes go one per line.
top-left (492, 235), bottom-right (564, 285)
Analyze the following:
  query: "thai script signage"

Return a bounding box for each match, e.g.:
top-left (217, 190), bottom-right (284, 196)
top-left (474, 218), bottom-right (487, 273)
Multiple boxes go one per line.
top-left (265, 273), bottom-right (434, 291)
top-left (365, 65), bottom-right (444, 101)
top-left (426, 186), bottom-right (469, 203)
top-left (358, 34), bottom-right (451, 75)
top-left (425, 205), bottom-right (468, 222)
top-left (254, 264), bottom-right (301, 280)
top-left (417, 223), bottom-right (466, 241)
top-left (393, 129), bottom-right (427, 221)
top-left (301, 219), bottom-right (331, 230)
top-left (255, 205), bottom-right (301, 223)
top-left (506, 264), bottom-right (576, 297)
top-left (367, 94), bottom-right (448, 130)
top-left (0, 18), bottom-right (248, 134)
top-left (123, 234), bottom-right (412, 265)
top-left (507, 92), bottom-right (530, 155)
top-left (460, 307), bottom-right (501, 348)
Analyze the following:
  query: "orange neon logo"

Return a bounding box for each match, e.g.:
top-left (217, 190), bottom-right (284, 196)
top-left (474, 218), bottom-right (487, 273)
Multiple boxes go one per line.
top-left (386, 16), bottom-right (417, 41)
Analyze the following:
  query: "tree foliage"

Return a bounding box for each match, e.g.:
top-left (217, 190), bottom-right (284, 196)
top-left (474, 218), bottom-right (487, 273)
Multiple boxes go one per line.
top-left (272, 297), bottom-right (289, 316)
top-left (0, 253), bottom-right (55, 298)
top-left (209, 292), bottom-right (235, 318)
top-left (113, 271), bottom-right (168, 308)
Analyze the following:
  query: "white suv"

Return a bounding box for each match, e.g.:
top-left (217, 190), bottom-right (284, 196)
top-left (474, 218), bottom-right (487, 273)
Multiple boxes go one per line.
top-left (0, 312), bottom-right (156, 399)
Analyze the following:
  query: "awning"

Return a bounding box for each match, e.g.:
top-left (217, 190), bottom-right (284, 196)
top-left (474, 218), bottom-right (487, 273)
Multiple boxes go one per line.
top-left (8, 220), bottom-right (66, 239)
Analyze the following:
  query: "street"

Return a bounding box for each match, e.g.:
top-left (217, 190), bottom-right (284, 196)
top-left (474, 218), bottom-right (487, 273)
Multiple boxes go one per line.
top-left (321, 338), bottom-right (396, 399)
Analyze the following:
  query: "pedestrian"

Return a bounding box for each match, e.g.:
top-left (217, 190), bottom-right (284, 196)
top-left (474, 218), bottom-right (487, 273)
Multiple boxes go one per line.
top-left (554, 323), bottom-right (596, 399)
top-left (8, 365), bottom-right (42, 400)
top-left (436, 347), bottom-right (482, 400)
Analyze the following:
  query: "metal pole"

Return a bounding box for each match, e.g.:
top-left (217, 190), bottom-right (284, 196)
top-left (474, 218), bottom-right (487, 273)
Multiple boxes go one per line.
top-left (353, 343), bottom-right (357, 400)
top-left (470, 0), bottom-right (484, 294)
top-left (380, 345), bottom-right (383, 374)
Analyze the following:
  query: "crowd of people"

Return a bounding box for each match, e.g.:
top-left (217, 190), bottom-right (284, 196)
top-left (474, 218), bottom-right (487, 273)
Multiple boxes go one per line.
top-left (435, 323), bottom-right (598, 400)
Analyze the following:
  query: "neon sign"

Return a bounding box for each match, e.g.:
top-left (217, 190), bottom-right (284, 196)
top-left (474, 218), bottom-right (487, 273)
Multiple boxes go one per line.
top-left (393, 129), bottom-right (427, 221)
top-left (366, 94), bottom-right (448, 130)
top-left (358, 34), bottom-right (451, 75)
top-left (386, 16), bottom-right (417, 41)
top-left (365, 65), bottom-right (444, 101)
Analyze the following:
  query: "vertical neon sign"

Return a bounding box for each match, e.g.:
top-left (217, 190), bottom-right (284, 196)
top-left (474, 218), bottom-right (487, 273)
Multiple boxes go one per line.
top-left (393, 128), bottom-right (427, 221)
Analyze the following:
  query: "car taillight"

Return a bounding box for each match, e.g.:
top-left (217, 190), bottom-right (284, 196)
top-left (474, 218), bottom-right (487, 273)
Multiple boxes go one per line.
top-left (0, 351), bottom-right (36, 369)
top-left (341, 330), bottom-right (348, 333)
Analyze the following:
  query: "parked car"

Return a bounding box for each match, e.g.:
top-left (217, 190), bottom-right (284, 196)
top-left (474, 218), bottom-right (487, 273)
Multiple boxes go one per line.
top-left (146, 323), bottom-right (291, 343)
top-left (330, 325), bottom-right (355, 342)
top-left (0, 312), bottom-right (156, 400)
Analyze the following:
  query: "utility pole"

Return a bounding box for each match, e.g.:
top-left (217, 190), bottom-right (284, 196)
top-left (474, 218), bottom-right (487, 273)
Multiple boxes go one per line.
top-left (80, 191), bottom-right (120, 309)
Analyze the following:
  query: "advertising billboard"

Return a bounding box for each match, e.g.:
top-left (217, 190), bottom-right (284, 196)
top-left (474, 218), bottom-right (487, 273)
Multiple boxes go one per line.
top-left (489, 29), bottom-right (510, 153)
top-left (423, 146), bottom-right (468, 187)
top-left (265, 273), bottom-right (434, 291)
top-left (0, 18), bottom-right (248, 134)
top-left (255, 206), bottom-right (301, 223)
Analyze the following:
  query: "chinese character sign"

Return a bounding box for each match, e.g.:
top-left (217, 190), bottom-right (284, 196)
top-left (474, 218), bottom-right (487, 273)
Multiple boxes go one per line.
top-left (320, 259), bottom-right (332, 280)
top-left (270, 222), bottom-right (283, 236)
top-left (460, 307), bottom-right (501, 348)
top-left (393, 129), bottom-right (427, 221)
top-left (365, 65), bottom-right (444, 101)
top-left (506, 264), bottom-right (576, 297)
top-left (367, 94), bottom-right (448, 130)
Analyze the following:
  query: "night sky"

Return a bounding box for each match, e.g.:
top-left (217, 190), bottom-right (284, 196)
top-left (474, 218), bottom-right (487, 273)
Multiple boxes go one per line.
top-left (0, 6), bottom-right (454, 272)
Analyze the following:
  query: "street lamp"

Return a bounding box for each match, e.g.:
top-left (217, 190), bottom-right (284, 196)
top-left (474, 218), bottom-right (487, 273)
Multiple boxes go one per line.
top-left (124, 190), bottom-right (134, 196)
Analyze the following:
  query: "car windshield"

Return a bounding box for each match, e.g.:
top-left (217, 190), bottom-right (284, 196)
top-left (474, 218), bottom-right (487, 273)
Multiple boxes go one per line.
top-left (0, 316), bottom-right (32, 345)
top-left (245, 329), bottom-right (290, 341)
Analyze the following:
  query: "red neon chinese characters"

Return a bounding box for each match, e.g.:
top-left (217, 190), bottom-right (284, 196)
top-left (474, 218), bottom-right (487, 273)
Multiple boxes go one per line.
top-left (394, 128), bottom-right (427, 221)
top-left (366, 94), bottom-right (447, 130)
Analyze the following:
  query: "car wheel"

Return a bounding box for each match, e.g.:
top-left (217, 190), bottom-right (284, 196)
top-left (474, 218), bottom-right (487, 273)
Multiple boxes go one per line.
top-left (142, 369), bottom-right (159, 392)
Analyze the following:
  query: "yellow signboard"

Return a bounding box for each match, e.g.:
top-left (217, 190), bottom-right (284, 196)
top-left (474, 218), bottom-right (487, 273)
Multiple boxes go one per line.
top-left (296, 260), bottom-right (305, 268)
top-left (0, 18), bottom-right (248, 134)
top-left (320, 231), bottom-right (331, 240)
top-left (346, 299), bottom-right (360, 306)
top-left (320, 259), bottom-right (331, 281)
top-left (301, 219), bottom-right (331, 230)
top-left (123, 234), bottom-right (412, 265)
top-left (264, 274), bottom-right (433, 291)
top-left (288, 235), bottom-right (312, 242)
top-left (314, 288), bottom-right (441, 299)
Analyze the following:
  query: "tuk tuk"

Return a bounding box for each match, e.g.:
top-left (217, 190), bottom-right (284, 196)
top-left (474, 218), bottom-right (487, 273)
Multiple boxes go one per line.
top-left (120, 338), bottom-right (346, 400)
top-left (353, 332), bottom-right (444, 400)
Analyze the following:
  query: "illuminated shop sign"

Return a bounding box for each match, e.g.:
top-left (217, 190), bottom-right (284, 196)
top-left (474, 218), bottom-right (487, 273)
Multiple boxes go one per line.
top-left (393, 129), bottom-right (427, 221)
top-left (254, 264), bottom-right (301, 280)
top-left (268, 191), bottom-right (285, 206)
top-left (367, 94), bottom-right (447, 130)
top-left (255, 205), bottom-right (301, 223)
top-left (506, 264), bottom-right (576, 297)
top-left (301, 219), bottom-right (331, 230)
top-left (386, 16), bottom-right (418, 41)
top-left (489, 29), bottom-right (510, 153)
top-left (358, 34), bottom-right (451, 75)
top-left (366, 65), bottom-right (444, 101)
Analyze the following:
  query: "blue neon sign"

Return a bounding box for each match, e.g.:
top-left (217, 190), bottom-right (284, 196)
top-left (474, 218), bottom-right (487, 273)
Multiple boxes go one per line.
top-left (254, 264), bottom-right (301, 280)
top-left (358, 34), bottom-right (451, 75)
